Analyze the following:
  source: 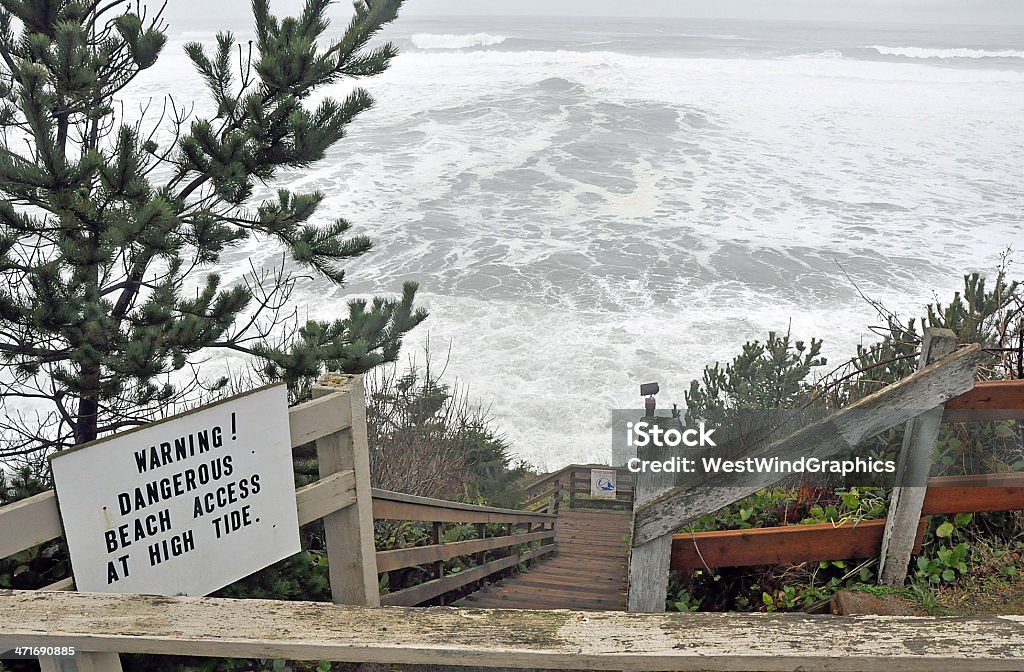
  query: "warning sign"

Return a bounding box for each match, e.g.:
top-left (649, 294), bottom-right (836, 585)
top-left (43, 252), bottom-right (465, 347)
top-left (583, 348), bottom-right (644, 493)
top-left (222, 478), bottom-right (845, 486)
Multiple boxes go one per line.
top-left (49, 384), bottom-right (300, 596)
top-left (590, 469), bottom-right (617, 499)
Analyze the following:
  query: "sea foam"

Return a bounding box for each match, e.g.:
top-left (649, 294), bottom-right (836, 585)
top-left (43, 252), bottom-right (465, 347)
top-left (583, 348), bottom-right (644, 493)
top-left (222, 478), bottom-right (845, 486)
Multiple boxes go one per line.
top-left (411, 33), bottom-right (507, 50)
top-left (867, 46), bottom-right (1024, 59)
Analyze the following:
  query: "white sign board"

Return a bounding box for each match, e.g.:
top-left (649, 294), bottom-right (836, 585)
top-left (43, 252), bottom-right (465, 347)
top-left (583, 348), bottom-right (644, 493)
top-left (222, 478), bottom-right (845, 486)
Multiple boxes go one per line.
top-left (50, 384), bottom-right (300, 596)
top-left (590, 469), bottom-right (617, 499)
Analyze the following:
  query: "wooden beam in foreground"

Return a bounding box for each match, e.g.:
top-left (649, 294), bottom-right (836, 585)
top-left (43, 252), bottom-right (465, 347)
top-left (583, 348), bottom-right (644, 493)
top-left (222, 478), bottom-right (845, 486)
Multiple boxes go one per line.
top-left (632, 344), bottom-right (981, 546)
top-left (1, 591), bottom-right (1021, 671)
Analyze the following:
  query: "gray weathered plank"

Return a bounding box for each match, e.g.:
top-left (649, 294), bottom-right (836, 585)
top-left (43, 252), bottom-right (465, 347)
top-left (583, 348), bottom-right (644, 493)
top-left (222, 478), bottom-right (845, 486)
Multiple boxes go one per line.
top-left (295, 470), bottom-right (357, 526)
top-left (633, 344), bottom-right (981, 546)
top-left (372, 490), bottom-right (554, 525)
top-left (0, 490), bottom-right (62, 559)
top-left (377, 530), bottom-right (555, 573)
top-left (627, 423), bottom-right (683, 613)
top-left (373, 488), bottom-right (555, 519)
top-left (1, 590), bottom-right (1021, 670)
top-left (288, 388), bottom-right (353, 448)
top-left (313, 374), bottom-right (380, 607)
top-left (879, 328), bottom-right (958, 585)
top-left (40, 576), bottom-right (75, 592)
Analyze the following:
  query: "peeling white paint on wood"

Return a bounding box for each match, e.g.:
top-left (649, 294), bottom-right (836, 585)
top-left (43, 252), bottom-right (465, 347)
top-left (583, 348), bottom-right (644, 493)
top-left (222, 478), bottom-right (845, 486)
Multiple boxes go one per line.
top-left (1, 591), bottom-right (1021, 670)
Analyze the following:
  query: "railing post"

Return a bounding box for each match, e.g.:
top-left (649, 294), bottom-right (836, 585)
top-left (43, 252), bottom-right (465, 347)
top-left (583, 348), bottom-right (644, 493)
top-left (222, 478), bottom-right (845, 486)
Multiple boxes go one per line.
top-left (878, 328), bottom-right (959, 586)
top-left (552, 480), bottom-right (560, 519)
top-left (569, 469), bottom-right (577, 509)
top-left (313, 373), bottom-right (380, 606)
top-left (475, 522), bottom-right (487, 564)
top-left (502, 522), bottom-right (514, 577)
top-left (628, 422), bottom-right (683, 612)
top-left (431, 522), bottom-right (445, 580)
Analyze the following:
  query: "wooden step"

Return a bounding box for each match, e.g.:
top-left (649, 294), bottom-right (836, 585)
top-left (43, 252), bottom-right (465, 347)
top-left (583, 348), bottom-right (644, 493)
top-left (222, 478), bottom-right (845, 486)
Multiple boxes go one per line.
top-left (509, 577), bottom-right (625, 593)
top-left (458, 593), bottom-right (624, 611)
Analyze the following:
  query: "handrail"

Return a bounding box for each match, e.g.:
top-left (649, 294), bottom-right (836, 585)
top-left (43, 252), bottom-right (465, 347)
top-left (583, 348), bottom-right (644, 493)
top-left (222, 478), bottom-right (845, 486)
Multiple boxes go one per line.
top-left (371, 487), bottom-right (559, 606)
top-left (2, 590), bottom-right (1021, 669)
top-left (376, 530), bottom-right (555, 573)
top-left (524, 463), bottom-right (635, 499)
top-left (522, 485), bottom-right (561, 510)
top-left (371, 488), bottom-right (554, 522)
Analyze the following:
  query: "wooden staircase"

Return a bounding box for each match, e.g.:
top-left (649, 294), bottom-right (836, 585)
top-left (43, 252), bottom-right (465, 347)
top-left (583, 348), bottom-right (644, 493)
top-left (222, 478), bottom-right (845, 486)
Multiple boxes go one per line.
top-left (454, 509), bottom-right (630, 611)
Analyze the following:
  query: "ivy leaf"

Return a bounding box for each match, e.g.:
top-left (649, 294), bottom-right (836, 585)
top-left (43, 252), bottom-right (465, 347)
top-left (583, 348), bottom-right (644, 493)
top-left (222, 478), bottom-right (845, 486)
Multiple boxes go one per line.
top-left (936, 521), bottom-right (955, 538)
top-left (994, 423), bottom-right (1015, 438)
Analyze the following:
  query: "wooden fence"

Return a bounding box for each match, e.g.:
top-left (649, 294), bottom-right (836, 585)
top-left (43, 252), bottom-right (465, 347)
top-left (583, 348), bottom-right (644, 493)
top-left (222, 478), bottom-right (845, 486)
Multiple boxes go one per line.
top-left (0, 374), bottom-right (554, 670)
top-left (627, 329), bottom-right (1024, 611)
top-left (373, 489), bottom-right (556, 607)
top-left (1, 589), bottom-right (1021, 670)
top-left (523, 464), bottom-right (635, 511)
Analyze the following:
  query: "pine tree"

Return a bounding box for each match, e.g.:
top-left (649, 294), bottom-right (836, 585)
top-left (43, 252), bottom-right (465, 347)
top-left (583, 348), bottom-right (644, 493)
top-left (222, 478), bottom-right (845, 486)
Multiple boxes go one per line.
top-left (0, 0), bottom-right (425, 458)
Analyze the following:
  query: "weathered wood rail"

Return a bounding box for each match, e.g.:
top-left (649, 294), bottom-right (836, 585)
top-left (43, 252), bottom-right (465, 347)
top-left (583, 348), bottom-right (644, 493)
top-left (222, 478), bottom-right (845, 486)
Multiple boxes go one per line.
top-left (3, 590), bottom-right (1022, 670)
top-left (372, 489), bottom-right (556, 607)
top-left (671, 519), bottom-right (928, 576)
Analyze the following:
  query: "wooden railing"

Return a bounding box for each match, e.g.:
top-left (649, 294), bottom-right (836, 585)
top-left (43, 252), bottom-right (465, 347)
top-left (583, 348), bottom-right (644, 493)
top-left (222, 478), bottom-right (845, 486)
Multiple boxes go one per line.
top-left (524, 464), bottom-right (635, 510)
top-left (2, 589), bottom-right (1021, 669)
top-left (372, 489), bottom-right (556, 607)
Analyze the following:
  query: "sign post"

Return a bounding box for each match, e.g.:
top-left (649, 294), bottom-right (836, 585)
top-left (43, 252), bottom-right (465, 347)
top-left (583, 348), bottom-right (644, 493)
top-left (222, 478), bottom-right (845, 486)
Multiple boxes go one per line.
top-left (49, 384), bottom-right (301, 596)
top-left (590, 468), bottom-right (617, 499)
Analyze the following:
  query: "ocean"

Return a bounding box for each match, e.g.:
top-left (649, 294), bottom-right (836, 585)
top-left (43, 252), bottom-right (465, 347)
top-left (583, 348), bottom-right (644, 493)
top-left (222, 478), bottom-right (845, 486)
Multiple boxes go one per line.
top-left (135, 15), bottom-right (1023, 469)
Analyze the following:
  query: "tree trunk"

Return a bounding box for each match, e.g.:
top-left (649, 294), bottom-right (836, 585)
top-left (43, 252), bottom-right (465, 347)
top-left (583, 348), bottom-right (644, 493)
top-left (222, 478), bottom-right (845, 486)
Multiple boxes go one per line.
top-left (74, 369), bottom-right (100, 445)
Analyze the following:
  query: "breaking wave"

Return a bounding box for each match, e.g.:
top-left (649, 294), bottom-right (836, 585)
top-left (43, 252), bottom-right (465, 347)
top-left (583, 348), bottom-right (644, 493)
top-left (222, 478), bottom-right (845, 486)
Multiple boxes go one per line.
top-left (867, 46), bottom-right (1024, 59)
top-left (411, 33), bottom-right (508, 50)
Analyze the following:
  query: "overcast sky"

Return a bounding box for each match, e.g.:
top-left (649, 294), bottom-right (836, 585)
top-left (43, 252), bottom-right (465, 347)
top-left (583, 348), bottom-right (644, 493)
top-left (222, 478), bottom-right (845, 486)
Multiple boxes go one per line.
top-left (165, 0), bottom-right (1024, 26)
